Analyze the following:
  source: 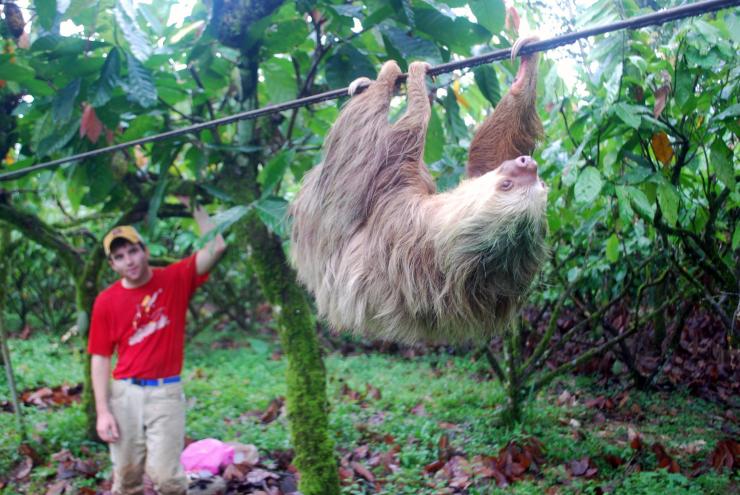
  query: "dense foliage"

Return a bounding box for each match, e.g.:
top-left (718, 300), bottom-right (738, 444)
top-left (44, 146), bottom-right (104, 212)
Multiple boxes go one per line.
top-left (0, 0), bottom-right (737, 493)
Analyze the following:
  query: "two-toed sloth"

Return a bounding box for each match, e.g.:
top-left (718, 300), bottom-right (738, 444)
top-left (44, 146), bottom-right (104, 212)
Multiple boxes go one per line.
top-left (290, 39), bottom-right (548, 344)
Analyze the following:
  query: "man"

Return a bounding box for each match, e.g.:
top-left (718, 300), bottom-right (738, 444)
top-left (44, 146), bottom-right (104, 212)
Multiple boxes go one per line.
top-left (88, 202), bottom-right (226, 495)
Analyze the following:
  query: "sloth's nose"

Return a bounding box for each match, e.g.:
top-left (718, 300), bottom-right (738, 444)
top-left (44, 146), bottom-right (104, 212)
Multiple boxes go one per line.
top-left (501, 155), bottom-right (538, 178)
top-left (515, 155), bottom-right (537, 172)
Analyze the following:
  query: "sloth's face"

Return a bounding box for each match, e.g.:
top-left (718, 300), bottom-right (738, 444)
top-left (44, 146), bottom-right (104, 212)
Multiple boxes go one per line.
top-left (492, 156), bottom-right (547, 194)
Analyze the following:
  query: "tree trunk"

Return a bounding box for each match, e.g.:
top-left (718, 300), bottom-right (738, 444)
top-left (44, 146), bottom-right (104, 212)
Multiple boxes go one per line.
top-left (0, 228), bottom-right (26, 440)
top-left (220, 149), bottom-right (339, 494)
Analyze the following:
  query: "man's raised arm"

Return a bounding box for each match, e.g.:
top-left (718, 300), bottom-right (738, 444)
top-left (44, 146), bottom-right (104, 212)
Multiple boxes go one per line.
top-left (190, 202), bottom-right (227, 275)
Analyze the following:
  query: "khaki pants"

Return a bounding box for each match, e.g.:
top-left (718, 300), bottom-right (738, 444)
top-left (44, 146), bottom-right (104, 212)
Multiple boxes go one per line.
top-left (109, 380), bottom-right (188, 495)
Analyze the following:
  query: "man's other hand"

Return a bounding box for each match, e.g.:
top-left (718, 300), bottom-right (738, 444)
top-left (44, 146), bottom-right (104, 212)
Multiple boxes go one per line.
top-left (97, 411), bottom-right (120, 443)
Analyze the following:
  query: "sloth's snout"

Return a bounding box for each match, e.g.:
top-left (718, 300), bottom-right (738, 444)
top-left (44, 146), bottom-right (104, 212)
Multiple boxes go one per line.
top-left (500, 155), bottom-right (539, 181)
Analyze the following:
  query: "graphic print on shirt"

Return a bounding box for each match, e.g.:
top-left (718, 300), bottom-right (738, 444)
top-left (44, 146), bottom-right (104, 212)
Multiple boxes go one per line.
top-left (129, 288), bottom-right (170, 345)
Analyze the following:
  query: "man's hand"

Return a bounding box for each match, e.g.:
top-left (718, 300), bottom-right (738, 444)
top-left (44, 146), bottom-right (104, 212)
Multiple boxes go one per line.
top-left (176, 195), bottom-right (227, 275)
top-left (96, 410), bottom-right (120, 443)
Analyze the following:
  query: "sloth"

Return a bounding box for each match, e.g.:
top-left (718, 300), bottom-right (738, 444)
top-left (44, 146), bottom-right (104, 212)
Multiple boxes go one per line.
top-left (290, 38), bottom-right (548, 344)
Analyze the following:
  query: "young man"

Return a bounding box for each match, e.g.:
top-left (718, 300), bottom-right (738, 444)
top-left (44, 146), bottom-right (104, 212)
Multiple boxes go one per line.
top-left (88, 204), bottom-right (226, 495)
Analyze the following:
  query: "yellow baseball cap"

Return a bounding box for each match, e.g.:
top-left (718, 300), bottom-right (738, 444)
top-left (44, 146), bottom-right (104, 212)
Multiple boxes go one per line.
top-left (103, 225), bottom-right (144, 256)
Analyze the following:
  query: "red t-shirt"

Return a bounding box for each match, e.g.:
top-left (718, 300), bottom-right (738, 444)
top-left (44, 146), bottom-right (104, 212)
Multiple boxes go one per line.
top-left (87, 255), bottom-right (209, 379)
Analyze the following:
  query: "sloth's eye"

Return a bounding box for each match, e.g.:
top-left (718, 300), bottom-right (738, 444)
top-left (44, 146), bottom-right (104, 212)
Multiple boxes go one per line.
top-left (500, 179), bottom-right (513, 191)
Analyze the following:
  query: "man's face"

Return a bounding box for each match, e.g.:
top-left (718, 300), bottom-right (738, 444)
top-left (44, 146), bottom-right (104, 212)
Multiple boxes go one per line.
top-left (108, 242), bottom-right (150, 284)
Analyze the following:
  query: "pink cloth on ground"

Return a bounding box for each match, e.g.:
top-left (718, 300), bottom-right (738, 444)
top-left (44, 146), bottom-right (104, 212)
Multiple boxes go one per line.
top-left (180, 438), bottom-right (235, 474)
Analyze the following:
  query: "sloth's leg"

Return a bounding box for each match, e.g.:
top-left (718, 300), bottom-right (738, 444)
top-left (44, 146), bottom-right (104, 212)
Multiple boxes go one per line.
top-left (386, 62), bottom-right (432, 178)
top-left (467, 37), bottom-right (543, 178)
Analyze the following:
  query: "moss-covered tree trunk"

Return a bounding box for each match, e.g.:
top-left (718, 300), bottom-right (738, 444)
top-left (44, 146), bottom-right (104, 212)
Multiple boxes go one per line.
top-left (208, 1), bottom-right (340, 490)
top-left (220, 149), bottom-right (340, 494)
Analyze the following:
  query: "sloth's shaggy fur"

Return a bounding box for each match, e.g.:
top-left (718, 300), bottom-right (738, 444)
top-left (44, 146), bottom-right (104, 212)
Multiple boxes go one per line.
top-left (290, 53), bottom-right (547, 344)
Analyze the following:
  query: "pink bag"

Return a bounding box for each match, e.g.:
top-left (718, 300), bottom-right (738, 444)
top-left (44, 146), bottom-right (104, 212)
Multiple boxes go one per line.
top-left (180, 438), bottom-right (235, 474)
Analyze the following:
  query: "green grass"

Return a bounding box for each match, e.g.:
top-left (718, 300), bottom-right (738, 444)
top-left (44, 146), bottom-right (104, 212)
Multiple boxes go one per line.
top-left (0, 333), bottom-right (736, 494)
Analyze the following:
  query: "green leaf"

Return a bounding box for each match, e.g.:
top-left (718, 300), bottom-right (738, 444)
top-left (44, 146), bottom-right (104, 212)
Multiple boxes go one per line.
top-left (262, 58), bottom-right (298, 104)
top-left (413, 7), bottom-right (490, 52)
top-left (147, 172), bottom-right (168, 232)
top-left (574, 167), bottom-right (603, 204)
top-left (615, 185), bottom-right (634, 220)
top-left (626, 185), bottom-right (655, 220)
top-left (114, 1), bottom-right (152, 61)
top-left (37, 123), bottom-right (78, 157)
top-left (469, 0), bottom-right (505, 34)
top-left (424, 108), bottom-right (444, 164)
top-left (379, 24), bottom-right (442, 63)
top-left (473, 65), bottom-right (500, 107)
top-left (256, 196), bottom-right (289, 237)
top-left (443, 91), bottom-right (467, 142)
top-left (264, 19), bottom-right (310, 53)
top-left (82, 161), bottom-right (115, 205)
top-left (90, 48), bottom-right (122, 107)
top-left (605, 233), bottom-right (620, 263)
top-left (125, 52), bottom-right (158, 108)
top-left (258, 149), bottom-right (294, 194)
top-left (122, 115), bottom-right (160, 141)
top-left (657, 183), bottom-right (679, 226)
top-left (52, 79), bottom-right (81, 123)
top-left (715, 103), bottom-right (740, 121)
top-left (35, 0), bottom-right (58, 31)
top-left (0, 59), bottom-right (35, 83)
top-left (613, 102), bottom-right (642, 129)
top-left (710, 138), bottom-right (735, 188)
top-left (325, 44), bottom-right (376, 89)
top-left (211, 205), bottom-right (251, 234)
top-left (733, 225), bottom-right (740, 251)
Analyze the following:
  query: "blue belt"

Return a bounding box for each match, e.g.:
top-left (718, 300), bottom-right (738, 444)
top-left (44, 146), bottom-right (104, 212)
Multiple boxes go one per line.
top-left (124, 376), bottom-right (180, 387)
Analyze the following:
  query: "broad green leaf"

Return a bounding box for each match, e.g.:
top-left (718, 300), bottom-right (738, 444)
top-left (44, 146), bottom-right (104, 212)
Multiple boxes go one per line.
top-left (469, 0), bottom-right (505, 34)
top-left (258, 149), bottom-right (294, 193)
top-left (82, 161), bottom-right (115, 205)
top-left (424, 108), bottom-right (444, 164)
top-left (657, 183), bottom-right (679, 226)
top-left (52, 79), bottom-right (81, 123)
top-left (256, 196), bottom-right (289, 237)
top-left (733, 225), bottom-right (740, 251)
top-left (0, 59), bottom-right (35, 83)
top-left (90, 48), bottom-right (122, 107)
top-left (147, 172), bottom-right (168, 232)
top-left (211, 205), bottom-right (251, 235)
top-left (125, 52), bottom-right (157, 108)
top-left (715, 103), bottom-right (740, 121)
top-left (325, 44), bottom-right (376, 89)
top-left (31, 35), bottom-right (108, 55)
top-left (35, 0), bottom-right (58, 31)
top-left (626, 185), bottom-right (655, 220)
top-left (37, 123), bottom-right (78, 157)
top-left (379, 24), bottom-right (442, 63)
top-left (264, 19), bottom-right (310, 53)
top-left (473, 65), bottom-right (500, 107)
top-left (574, 167), bottom-right (603, 204)
top-left (605, 233), bottom-right (620, 263)
top-left (413, 7), bottom-right (490, 52)
top-left (693, 19), bottom-right (721, 44)
top-left (710, 138), bottom-right (735, 188)
top-left (613, 102), bottom-right (641, 129)
top-left (443, 91), bottom-right (467, 142)
top-left (615, 185), bottom-right (634, 220)
top-left (114, 2), bottom-right (152, 61)
top-left (66, 164), bottom-right (87, 211)
top-left (262, 58), bottom-right (298, 104)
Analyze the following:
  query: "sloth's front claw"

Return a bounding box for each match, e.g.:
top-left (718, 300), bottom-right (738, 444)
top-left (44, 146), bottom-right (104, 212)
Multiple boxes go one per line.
top-left (511, 35), bottom-right (540, 62)
top-left (348, 77), bottom-right (372, 96)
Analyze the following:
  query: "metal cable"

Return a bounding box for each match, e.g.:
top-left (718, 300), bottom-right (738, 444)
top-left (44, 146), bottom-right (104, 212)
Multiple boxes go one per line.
top-left (1, 0), bottom-right (737, 182)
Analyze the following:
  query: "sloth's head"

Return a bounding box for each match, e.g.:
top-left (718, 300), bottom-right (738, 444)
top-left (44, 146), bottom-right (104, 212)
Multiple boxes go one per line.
top-left (471, 155), bottom-right (548, 224)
